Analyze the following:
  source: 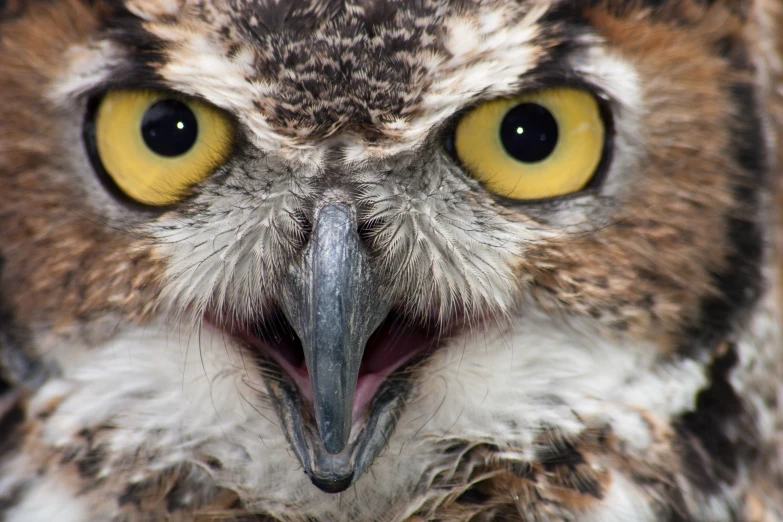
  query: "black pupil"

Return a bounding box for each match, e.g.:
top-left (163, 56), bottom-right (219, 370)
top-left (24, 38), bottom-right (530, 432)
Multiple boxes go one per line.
top-left (499, 103), bottom-right (559, 163)
top-left (141, 99), bottom-right (198, 157)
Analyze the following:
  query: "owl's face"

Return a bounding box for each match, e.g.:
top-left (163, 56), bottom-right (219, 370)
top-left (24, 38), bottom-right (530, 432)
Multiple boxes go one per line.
top-left (0, 0), bottom-right (779, 520)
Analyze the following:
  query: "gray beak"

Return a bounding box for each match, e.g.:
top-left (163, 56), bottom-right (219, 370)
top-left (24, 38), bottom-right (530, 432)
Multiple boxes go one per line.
top-left (280, 203), bottom-right (392, 455)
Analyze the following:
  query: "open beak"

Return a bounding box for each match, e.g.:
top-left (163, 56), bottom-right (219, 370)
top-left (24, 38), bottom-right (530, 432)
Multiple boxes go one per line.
top-left (213, 201), bottom-right (450, 492)
top-left (280, 203), bottom-right (393, 455)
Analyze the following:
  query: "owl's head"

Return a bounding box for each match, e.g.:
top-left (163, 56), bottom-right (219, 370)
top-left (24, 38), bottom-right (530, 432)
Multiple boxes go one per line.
top-left (0, 0), bottom-right (770, 499)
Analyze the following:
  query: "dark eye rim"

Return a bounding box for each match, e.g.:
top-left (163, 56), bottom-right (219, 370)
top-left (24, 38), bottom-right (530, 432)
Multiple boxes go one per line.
top-left (442, 85), bottom-right (616, 206)
top-left (82, 90), bottom-right (239, 211)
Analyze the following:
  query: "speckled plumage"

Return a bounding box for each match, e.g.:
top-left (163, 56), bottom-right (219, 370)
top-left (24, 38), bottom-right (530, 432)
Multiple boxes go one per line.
top-left (0, 0), bottom-right (782, 520)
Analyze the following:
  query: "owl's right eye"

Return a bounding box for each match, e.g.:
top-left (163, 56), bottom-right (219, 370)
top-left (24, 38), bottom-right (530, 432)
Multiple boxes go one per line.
top-left (86, 90), bottom-right (234, 206)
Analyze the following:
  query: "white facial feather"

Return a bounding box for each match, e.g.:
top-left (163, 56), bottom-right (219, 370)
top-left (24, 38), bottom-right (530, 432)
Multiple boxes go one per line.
top-left (4, 478), bottom-right (90, 522)
top-left (10, 291), bottom-right (769, 521)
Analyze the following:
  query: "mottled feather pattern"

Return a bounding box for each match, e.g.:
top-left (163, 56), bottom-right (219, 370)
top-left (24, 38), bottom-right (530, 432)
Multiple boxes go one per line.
top-left (0, 0), bottom-right (781, 521)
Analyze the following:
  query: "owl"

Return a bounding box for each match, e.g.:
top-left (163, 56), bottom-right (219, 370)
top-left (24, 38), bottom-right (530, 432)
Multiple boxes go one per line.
top-left (0, 0), bottom-right (781, 520)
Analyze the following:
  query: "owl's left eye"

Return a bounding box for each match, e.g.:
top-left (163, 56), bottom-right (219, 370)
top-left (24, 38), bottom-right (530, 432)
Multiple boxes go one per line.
top-left (86, 90), bottom-right (234, 206)
top-left (452, 87), bottom-right (606, 201)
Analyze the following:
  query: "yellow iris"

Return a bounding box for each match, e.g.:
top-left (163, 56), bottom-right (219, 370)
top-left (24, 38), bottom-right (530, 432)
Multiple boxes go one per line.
top-left (453, 88), bottom-right (605, 200)
top-left (93, 90), bottom-right (233, 206)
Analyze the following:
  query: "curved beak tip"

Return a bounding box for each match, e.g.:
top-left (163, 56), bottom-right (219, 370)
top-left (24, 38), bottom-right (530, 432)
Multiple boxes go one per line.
top-left (309, 473), bottom-right (354, 494)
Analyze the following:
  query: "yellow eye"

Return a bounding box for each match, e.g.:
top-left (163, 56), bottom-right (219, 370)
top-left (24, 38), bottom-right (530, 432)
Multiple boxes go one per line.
top-left (91, 90), bottom-right (233, 206)
top-left (453, 88), bottom-right (605, 200)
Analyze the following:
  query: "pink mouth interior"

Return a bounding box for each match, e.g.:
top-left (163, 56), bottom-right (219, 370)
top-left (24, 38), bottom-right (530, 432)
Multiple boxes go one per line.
top-left (229, 308), bottom-right (440, 419)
